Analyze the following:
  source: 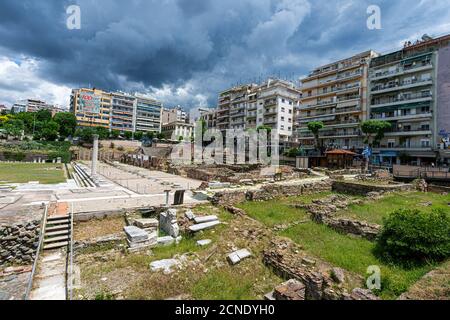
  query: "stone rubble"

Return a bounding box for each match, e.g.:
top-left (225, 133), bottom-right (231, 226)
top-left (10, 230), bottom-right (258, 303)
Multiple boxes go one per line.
top-left (295, 194), bottom-right (381, 241)
top-left (124, 226), bottom-right (157, 252)
top-left (227, 249), bottom-right (252, 265)
top-left (263, 240), bottom-right (379, 300)
top-left (189, 220), bottom-right (221, 233)
top-left (160, 209), bottom-right (180, 238)
top-left (196, 239), bottom-right (212, 247)
top-left (272, 279), bottom-right (306, 300)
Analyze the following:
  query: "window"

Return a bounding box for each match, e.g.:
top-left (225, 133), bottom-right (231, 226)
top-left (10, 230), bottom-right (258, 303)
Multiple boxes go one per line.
top-left (289, 109), bottom-right (292, 114)
top-left (282, 98), bottom-right (285, 103)
top-left (421, 140), bottom-right (430, 147)
top-left (281, 107), bottom-right (285, 112)
top-left (281, 125), bottom-right (285, 130)
top-left (281, 117), bottom-right (285, 121)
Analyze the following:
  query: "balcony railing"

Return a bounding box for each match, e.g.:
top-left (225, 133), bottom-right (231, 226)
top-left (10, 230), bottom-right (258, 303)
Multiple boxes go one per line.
top-left (371, 78), bottom-right (432, 93)
top-left (371, 92), bottom-right (432, 107)
top-left (370, 62), bottom-right (433, 80)
top-left (370, 112), bottom-right (432, 121)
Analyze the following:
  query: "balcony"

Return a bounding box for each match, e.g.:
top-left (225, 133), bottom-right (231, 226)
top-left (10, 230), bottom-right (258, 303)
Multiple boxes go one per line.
top-left (371, 78), bottom-right (433, 94)
top-left (384, 127), bottom-right (432, 137)
top-left (299, 106), bottom-right (361, 121)
top-left (370, 63), bottom-right (433, 81)
top-left (264, 109), bottom-right (277, 116)
top-left (230, 111), bottom-right (245, 118)
top-left (374, 144), bottom-right (433, 152)
top-left (370, 112), bottom-right (432, 122)
top-left (371, 92), bottom-right (432, 109)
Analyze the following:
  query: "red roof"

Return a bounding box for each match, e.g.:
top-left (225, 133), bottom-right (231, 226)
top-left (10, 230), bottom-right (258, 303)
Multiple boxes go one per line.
top-left (325, 149), bottom-right (358, 156)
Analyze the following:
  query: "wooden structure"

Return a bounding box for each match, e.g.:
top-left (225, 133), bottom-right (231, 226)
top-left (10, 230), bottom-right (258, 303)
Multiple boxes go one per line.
top-left (325, 149), bottom-right (358, 169)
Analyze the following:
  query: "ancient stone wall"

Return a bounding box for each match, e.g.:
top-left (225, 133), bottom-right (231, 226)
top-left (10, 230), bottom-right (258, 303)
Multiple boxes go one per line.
top-left (331, 181), bottom-right (412, 196)
top-left (211, 180), bottom-right (333, 206)
top-left (0, 220), bottom-right (40, 266)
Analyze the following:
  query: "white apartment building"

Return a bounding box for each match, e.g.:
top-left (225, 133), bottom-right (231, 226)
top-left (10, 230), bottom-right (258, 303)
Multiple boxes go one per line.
top-left (217, 79), bottom-right (301, 142)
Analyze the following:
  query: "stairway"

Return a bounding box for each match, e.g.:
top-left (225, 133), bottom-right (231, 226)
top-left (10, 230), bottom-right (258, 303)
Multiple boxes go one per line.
top-left (43, 203), bottom-right (70, 250)
top-left (29, 202), bottom-right (72, 300)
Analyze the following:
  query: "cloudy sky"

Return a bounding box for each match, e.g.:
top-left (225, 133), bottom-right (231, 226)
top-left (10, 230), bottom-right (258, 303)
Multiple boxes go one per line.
top-left (0, 0), bottom-right (449, 109)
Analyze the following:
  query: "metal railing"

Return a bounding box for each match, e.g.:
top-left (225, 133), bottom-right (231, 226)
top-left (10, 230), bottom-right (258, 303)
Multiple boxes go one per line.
top-left (67, 203), bottom-right (74, 301)
top-left (24, 204), bottom-right (48, 300)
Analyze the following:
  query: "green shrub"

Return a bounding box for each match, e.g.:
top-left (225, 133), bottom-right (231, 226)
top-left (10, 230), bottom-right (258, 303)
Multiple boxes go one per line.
top-left (376, 208), bottom-right (450, 264)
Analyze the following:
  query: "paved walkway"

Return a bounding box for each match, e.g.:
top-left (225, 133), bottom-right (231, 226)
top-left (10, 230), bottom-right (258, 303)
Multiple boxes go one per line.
top-left (29, 250), bottom-right (66, 300)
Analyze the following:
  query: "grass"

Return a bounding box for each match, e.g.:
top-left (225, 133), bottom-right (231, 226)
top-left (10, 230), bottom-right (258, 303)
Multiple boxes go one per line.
top-left (0, 162), bottom-right (66, 184)
top-left (281, 223), bottom-right (434, 300)
top-left (237, 192), bottom-right (332, 227)
top-left (338, 192), bottom-right (450, 225)
top-left (75, 204), bottom-right (282, 300)
top-left (240, 194), bottom-right (438, 300)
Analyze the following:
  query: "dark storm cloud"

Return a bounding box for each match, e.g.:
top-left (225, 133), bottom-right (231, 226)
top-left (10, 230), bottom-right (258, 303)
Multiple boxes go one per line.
top-left (0, 0), bottom-right (449, 107)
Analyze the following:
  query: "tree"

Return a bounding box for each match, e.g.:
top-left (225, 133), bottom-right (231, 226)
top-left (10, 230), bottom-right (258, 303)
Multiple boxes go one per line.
top-left (156, 133), bottom-right (165, 140)
top-left (40, 121), bottom-right (60, 141)
top-left (54, 112), bottom-right (77, 138)
top-left (307, 121), bottom-right (324, 151)
top-left (124, 131), bottom-right (133, 140)
top-left (110, 130), bottom-right (120, 139)
top-left (35, 109), bottom-right (52, 122)
top-left (75, 127), bottom-right (96, 143)
top-left (361, 120), bottom-right (391, 147)
top-left (134, 131), bottom-right (144, 140)
top-left (3, 119), bottom-right (24, 139)
top-left (285, 148), bottom-right (300, 158)
top-left (144, 131), bottom-right (155, 140)
top-left (14, 112), bottom-right (35, 134)
top-left (94, 127), bottom-right (109, 140)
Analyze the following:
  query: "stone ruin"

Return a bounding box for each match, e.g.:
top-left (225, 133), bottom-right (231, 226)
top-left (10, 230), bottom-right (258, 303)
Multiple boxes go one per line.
top-left (160, 209), bottom-right (180, 238)
top-left (263, 239), bottom-right (379, 300)
top-left (172, 164), bottom-right (307, 187)
top-left (294, 194), bottom-right (381, 241)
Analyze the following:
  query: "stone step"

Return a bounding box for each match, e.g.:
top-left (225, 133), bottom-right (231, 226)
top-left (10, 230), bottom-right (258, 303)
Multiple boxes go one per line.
top-left (43, 241), bottom-right (69, 250)
top-left (45, 224), bottom-right (69, 232)
top-left (44, 235), bottom-right (69, 243)
top-left (189, 220), bottom-right (221, 232)
top-left (47, 215), bottom-right (70, 221)
top-left (46, 230), bottom-right (69, 237)
top-left (46, 219), bottom-right (70, 226)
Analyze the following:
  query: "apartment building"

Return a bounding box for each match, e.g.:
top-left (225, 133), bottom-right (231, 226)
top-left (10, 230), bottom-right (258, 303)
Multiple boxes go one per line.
top-left (134, 94), bottom-right (163, 134)
top-left (368, 34), bottom-right (450, 166)
top-left (110, 92), bottom-right (135, 132)
top-left (199, 109), bottom-right (217, 129)
top-left (70, 88), bottom-right (112, 128)
top-left (297, 50), bottom-right (378, 152)
top-left (71, 88), bottom-right (163, 134)
top-left (216, 79), bottom-right (301, 141)
top-left (162, 106), bottom-right (188, 125)
top-left (11, 99), bottom-right (66, 115)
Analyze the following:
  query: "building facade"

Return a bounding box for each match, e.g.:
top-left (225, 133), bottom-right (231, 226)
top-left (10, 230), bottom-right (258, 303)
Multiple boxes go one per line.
top-left (297, 50), bottom-right (378, 152)
top-left (11, 99), bottom-right (66, 115)
top-left (368, 34), bottom-right (450, 166)
top-left (216, 79), bottom-right (301, 141)
top-left (71, 88), bottom-right (163, 134)
top-left (161, 121), bottom-right (194, 141)
top-left (70, 88), bottom-right (112, 129)
top-left (162, 106), bottom-right (188, 125)
top-left (134, 95), bottom-right (163, 134)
